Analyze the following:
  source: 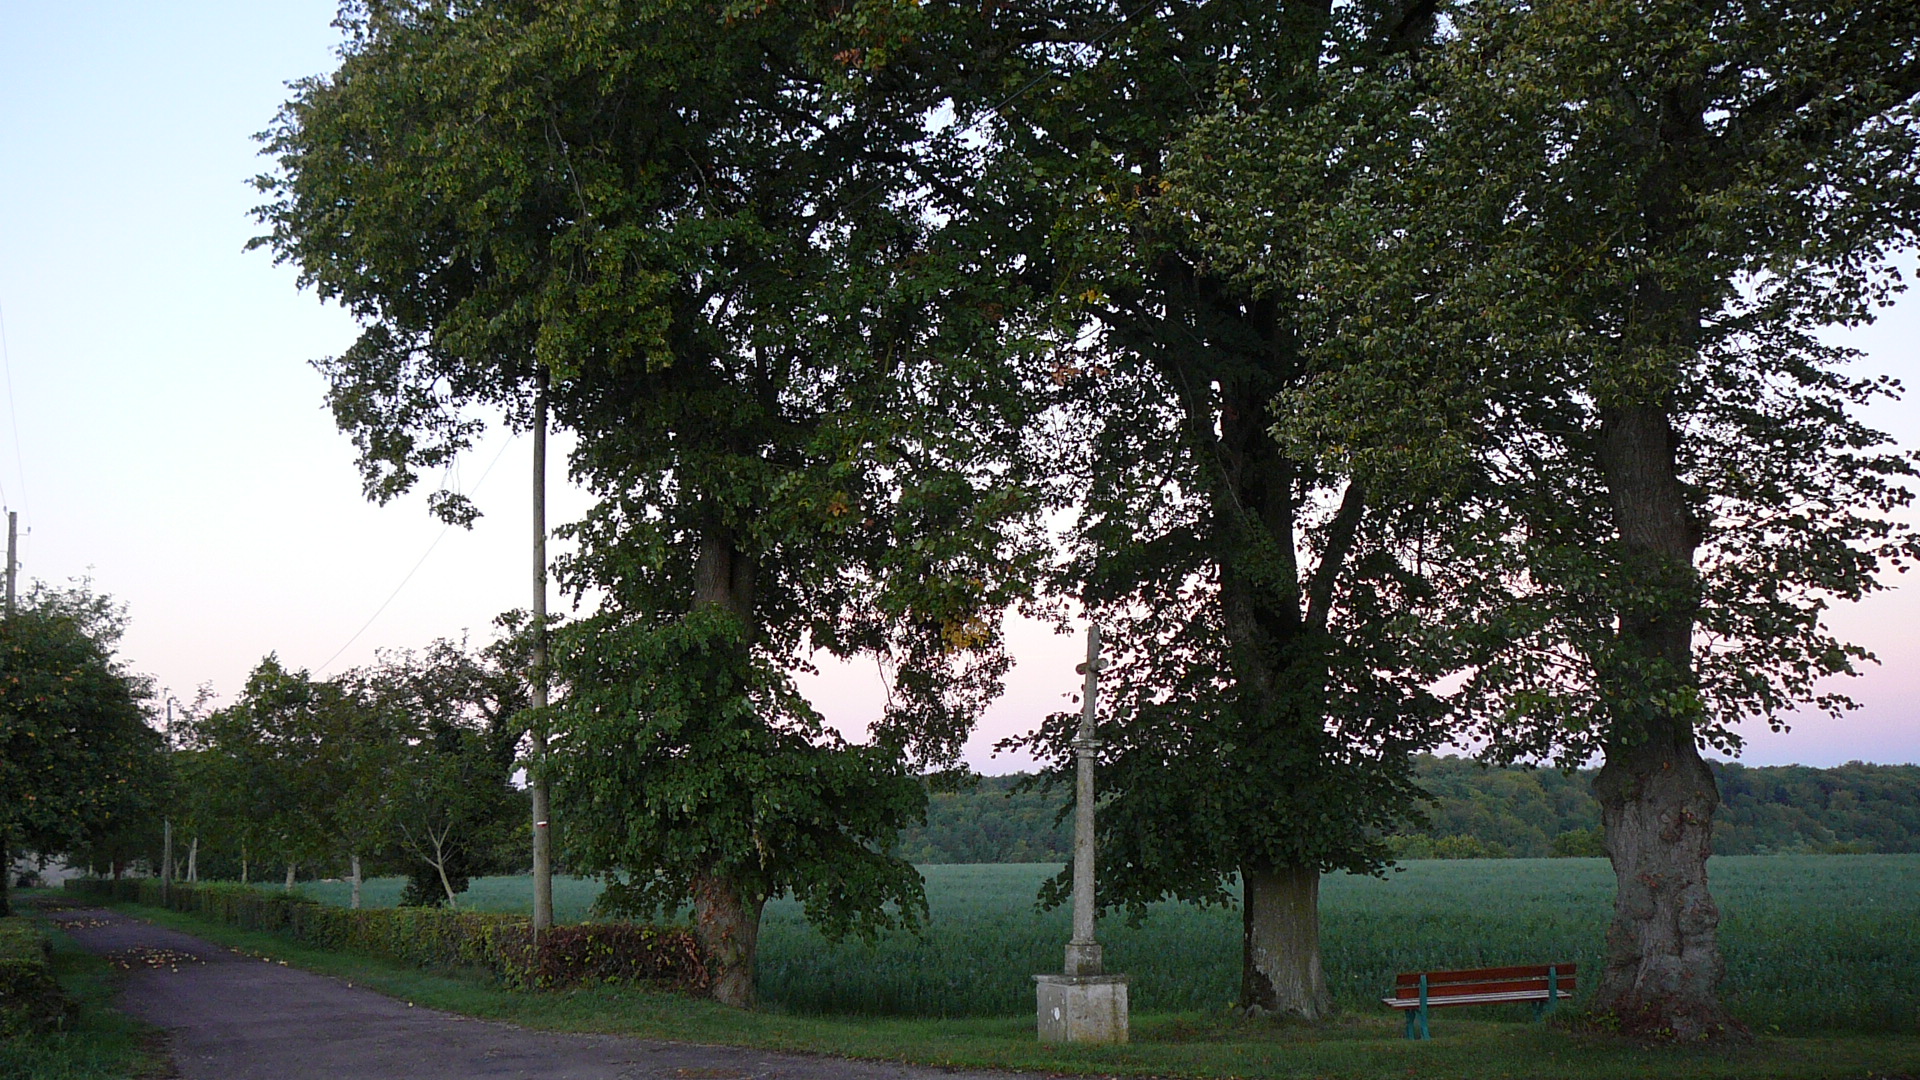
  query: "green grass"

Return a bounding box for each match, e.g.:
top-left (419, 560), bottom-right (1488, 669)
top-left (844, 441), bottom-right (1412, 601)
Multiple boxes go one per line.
top-left (90, 899), bottom-right (1920, 1080)
top-left (294, 855), bottom-right (1920, 1033)
top-left (0, 894), bottom-right (164, 1080)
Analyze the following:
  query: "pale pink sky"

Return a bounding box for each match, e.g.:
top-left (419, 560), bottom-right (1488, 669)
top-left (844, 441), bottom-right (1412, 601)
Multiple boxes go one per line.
top-left (0, 2), bottom-right (1913, 771)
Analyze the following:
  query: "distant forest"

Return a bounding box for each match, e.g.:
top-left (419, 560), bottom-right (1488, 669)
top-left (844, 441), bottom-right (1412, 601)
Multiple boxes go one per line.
top-left (897, 756), bottom-right (1920, 863)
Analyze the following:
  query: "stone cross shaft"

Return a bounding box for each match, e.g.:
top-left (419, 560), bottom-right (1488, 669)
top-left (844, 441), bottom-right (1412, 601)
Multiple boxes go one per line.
top-left (1065, 624), bottom-right (1104, 976)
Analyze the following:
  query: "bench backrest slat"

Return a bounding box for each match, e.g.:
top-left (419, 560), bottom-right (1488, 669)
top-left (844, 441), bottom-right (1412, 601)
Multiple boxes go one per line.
top-left (1387, 977), bottom-right (1576, 1000)
top-left (1388, 963), bottom-right (1576, 1001)
top-left (1390, 963), bottom-right (1576, 987)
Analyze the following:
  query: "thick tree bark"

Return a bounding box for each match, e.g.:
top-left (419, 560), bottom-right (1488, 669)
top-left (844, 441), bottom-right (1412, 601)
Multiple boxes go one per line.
top-left (350, 853), bottom-right (362, 910)
top-left (1592, 403), bottom-right (1744, 1040)
top-left (1591, 734), bottom-right (1734, 1039)
top-left (691, 872), bottom-right (765, 1008)
top-left (285, 862), bottom-right (296, 892)
top-left (187, 837), bottom-right (198, 884)
top-left (687, 525), bottom-right (766, 1007)
top-left (1241, 863), bottom-right (1331, 1018)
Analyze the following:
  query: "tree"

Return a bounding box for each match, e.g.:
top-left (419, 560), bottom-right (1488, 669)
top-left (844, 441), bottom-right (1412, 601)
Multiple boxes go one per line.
top-left (255, 0), bottom-right (1044, 1005)
top-left (0, 582), bottom-right (163, 916)
top-left (346, 636), bottom-right (527, 908)
top-left (1230, 0), bottom-right (1920, 1038)
top-left (975, 0), bottom-right (1453, 1016)
top-left (194, 658), bottom-right (360, 889)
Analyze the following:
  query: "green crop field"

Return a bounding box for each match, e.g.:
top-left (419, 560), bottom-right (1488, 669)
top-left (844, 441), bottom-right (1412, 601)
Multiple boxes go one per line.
top-left (295, 854), bottom-right (1920, 1033)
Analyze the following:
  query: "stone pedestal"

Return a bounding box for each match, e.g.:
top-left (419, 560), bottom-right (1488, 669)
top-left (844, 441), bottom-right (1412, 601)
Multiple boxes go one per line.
top-left (1034, 973), bottom-right (1130, 1044)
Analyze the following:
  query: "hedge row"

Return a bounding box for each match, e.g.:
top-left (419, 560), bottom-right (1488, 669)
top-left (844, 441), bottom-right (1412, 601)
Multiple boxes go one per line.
top-left (0, 916), bottom-right (73, 1036)
top-left (63, 879), bottom-right (707, 994)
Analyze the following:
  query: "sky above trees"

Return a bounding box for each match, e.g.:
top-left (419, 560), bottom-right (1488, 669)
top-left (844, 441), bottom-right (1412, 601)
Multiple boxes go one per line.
top-left (0, 0), bottom-right (1915, 770)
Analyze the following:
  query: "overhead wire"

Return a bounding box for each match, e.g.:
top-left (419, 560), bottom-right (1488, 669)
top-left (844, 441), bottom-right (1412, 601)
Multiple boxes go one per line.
top-left (316, 429), bottom-right (521, 674)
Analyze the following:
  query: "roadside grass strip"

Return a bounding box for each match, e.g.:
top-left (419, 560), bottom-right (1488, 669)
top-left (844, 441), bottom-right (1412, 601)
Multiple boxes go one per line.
top-left (0, 894), bottom-right (167, 1080)
top-left (103, 898), bottom-right (1920, 1080)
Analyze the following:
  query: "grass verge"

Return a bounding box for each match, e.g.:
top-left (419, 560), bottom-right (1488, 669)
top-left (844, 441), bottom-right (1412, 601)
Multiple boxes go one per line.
top-left (0, 896), bottom-right (166, 1080)
top-left (95, 899), bottom-right (1918, 1080)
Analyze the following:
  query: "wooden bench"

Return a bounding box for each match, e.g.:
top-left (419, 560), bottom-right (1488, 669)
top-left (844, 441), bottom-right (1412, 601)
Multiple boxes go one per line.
top-left (1383, 963), bottom-right (1575, 1039)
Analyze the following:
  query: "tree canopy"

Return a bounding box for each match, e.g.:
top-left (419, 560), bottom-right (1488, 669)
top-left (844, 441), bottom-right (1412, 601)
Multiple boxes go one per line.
top-left (1172, 0), bottom-right (1920, 1037)
top-left (255, 0), bottom-right (1047, 1006)
top-left (0, 583), bottom-right (163, 916)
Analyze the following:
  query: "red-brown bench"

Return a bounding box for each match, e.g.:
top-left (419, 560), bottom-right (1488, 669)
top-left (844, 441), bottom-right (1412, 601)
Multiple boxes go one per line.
top-left (1384, 963), bottom-right (1575, 1039)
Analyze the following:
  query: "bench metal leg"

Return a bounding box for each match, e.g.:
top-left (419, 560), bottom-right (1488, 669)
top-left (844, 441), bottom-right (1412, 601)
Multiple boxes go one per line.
top-left (1405, 974), bottom-right (1431, 1040)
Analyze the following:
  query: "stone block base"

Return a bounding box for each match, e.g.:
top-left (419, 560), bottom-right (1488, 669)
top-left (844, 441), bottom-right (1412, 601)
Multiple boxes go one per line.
top-left (1034, 973), bottom-right (1129, 1044)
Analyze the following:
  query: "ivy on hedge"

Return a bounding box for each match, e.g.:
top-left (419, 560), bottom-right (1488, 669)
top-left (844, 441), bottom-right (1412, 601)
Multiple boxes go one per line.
top-left (0, 916), bottom-right (73, 1036)
top-left (64, 880), bottom-right (706, 994)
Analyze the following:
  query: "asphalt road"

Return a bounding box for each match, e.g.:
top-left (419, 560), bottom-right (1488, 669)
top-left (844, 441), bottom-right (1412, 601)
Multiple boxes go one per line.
top-left (50, 906), bottom-right (1019, 1080)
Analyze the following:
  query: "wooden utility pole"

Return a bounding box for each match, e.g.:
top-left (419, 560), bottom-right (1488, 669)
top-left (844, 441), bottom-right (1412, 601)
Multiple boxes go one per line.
top-left (529, 370), bottom-right (554, 934)
top-left (5, 510), bottom-right (16, 617)
top-left (161, 700), bottom-right (173, 903)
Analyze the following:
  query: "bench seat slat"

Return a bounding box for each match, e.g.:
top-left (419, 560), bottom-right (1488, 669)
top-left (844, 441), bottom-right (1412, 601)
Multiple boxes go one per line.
top-left (1383, 988), bottom-right (1573, 1010)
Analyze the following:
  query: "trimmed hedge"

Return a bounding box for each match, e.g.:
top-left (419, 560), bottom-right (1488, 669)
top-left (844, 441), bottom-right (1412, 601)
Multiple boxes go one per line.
top-left (0, 916), bottom-right (73, 1035)
top-left (64, 879), bottom-right (706, 995)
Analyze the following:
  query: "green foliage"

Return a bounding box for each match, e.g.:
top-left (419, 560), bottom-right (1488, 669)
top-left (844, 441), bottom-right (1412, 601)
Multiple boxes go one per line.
top-left (256, 0), bottom-right (1047, 994)
top-left (0, 916), bottom-right (71, 1037)
top-left (65, 878), bottom-right (705, 993)
top-left (1188, 0), bottom-right (1920, 763)
top-left (0, 582), bottom-right (163, 914)
top-left (968, 0), bottom-right (1457, 945)
top-left (893, 775), bottom-right (1069, 864)
top-left (555, 611), bottom-right (927, 942)
top-left (345, 638), bottom-right (529, 906)
top-left (0, 910), bottom-right (165, 1080)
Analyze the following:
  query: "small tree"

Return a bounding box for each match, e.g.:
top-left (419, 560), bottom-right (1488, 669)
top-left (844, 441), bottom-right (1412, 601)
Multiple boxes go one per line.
top-left (347, 637), bottom-right (527, 908)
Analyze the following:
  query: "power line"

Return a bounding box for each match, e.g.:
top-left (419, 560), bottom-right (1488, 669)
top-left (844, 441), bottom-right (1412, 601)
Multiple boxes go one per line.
top-left (316, 430), bottom-right (520, 674)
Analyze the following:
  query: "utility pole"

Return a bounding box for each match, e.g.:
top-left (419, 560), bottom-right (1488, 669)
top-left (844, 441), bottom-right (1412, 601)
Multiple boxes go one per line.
top-left (529, 370), bottom-right (554, 935)
top-left (1034, 624), bottom-right (1129, 1043)
top-left (161, 700), bottom-right (173, 904)
top-left (5, 510), bottom-right (16, 617)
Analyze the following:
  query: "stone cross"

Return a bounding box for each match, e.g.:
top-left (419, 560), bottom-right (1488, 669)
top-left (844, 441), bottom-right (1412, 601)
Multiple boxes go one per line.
top-left (1064, 624), bottom-right (1104, 976)
top-left (1034, 623), bottom-right (1129, 1044)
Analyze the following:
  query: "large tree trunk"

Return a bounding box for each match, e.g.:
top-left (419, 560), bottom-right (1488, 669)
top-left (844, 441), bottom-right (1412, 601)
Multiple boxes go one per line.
top-left (1591, 735), bottom-right (1734, 1039)
top-left (691, 873), bottom-right (764, 1008)
top-left (1241, 862), bottom-right (1330, 1018)
top-left (285, 862), bottom-right (296, 892)
top-left (1592, 402), bottom-right (1744, 1040)
top-left (687, 527), bottom-right (765, 1008)
top-left (187, 837), bottom-right (198, 884)
top-left (350, 853), bottom-right (362, 910)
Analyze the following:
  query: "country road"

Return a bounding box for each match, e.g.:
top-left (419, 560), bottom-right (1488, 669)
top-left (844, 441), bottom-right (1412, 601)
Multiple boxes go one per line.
top-left (48, 907), bottom-right (1021, 1080)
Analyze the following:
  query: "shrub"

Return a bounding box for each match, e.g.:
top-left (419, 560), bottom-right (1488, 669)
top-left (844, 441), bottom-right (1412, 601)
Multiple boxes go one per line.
top-left (1549, 827), bottom-right (1608, 857)
top-left (0, 917), bottom-right (73, 1036)
top-left (62, 879), bottom-right (706, 994)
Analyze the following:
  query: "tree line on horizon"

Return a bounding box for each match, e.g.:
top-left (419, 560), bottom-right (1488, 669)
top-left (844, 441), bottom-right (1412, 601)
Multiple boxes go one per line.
top-left (5, 0), bottom-right (1916, 1041)
top-left (896, 759), bottom-right (1920, 864)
